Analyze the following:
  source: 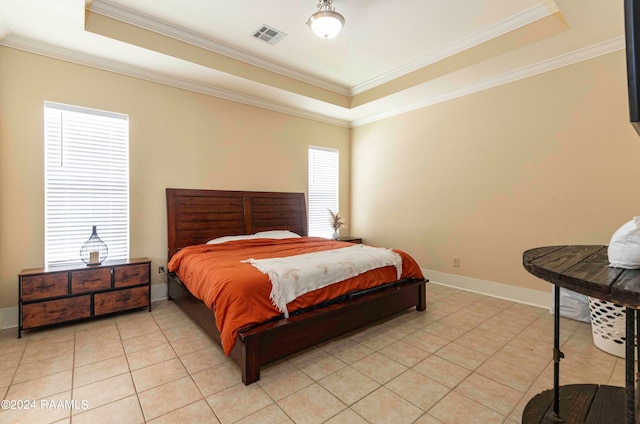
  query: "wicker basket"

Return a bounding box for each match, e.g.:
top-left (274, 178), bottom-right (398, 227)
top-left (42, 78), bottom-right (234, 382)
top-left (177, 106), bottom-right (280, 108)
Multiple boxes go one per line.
top-left (588, 297), bottom-right (626, 358)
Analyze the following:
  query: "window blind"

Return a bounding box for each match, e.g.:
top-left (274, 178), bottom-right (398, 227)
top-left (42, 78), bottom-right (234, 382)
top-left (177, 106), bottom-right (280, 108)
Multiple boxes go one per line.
top-left (308, 146), bottom-right (339, 238)
top-left (44, 102), bottom-right (130, 266)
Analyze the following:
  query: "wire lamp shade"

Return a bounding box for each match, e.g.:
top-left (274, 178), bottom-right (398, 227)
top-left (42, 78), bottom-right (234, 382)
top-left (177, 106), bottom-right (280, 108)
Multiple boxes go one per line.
top-left (80, 225), bottom-right (109, 266)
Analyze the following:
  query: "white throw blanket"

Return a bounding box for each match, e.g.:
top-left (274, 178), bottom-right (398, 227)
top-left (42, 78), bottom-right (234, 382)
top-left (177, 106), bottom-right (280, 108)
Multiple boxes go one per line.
top-left (242, 244), bottom-right (402, 317)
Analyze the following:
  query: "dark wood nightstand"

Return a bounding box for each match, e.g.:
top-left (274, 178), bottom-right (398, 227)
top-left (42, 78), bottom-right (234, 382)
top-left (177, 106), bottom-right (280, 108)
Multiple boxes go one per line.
top-left (338, 237), bottom-right (362, 244)
top-left (18, 258), bottom-right (151, 337)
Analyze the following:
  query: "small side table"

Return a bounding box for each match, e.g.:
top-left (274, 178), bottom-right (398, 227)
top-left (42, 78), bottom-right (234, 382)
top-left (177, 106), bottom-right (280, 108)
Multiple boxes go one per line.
top-left (338, 237), bottom-right (362, 244)
top-left (522, 245), bottom-right (639, 424)
top-left (19, 258), bottom-right (151, 338)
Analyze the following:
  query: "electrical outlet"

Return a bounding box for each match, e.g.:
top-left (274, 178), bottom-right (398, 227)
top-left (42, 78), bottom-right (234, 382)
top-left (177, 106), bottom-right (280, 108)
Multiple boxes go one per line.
top-left (159, 266), bottom-right (166, 274)
top-left (452, 257), bottom-right (460, 267)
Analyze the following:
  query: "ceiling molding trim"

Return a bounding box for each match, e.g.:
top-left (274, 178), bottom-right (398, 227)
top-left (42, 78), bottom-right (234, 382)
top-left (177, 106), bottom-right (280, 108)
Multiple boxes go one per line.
top-left (352, 36), bottom-right (625, 127)
top-left (0, 36), bottom-right (351, 128)
top-left (88, 0), bottom-right (351, 96)
top-left (351, 0), bottom-right (560, 95)
top-left (0, 32), bottom-right (623, 130)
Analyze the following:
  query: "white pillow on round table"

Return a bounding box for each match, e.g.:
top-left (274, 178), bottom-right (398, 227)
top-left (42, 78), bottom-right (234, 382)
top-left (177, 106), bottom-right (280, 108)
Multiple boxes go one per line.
top-left (608, 217), bottom-right (640, 269)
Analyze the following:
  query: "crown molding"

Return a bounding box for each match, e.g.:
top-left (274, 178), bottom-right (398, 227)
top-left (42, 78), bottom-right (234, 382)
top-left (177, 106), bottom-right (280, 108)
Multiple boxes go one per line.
top-left (90, 0), bottom-right (561, 99)
top-left (351, 0), bottom-right (560, 95)
top-left (0, 36), bottom-right (351, 128)
top-left (351, 36), bottom-right (625, 127)
top-left (0, 32), bottom-right (624, 129)
top-left (88, 0), bottom-right (351, 97)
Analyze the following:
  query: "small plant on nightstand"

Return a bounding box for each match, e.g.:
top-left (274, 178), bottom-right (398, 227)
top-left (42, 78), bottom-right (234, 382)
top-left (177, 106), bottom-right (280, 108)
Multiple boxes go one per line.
top-left (329, 209), bottom-right (346, 240)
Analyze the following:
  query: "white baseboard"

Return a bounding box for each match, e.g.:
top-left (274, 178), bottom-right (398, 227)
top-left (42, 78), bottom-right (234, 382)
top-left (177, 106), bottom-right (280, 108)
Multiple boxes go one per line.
top-left (1, 275), bottom-right (549, 330)
top-left (423, 268), bottom-right (552, 310)
top-left (1, 283), bottom-right (170, 330)
top-left (151, 281), bottom-right (168, 303)
top-left (1, 306), bottom-right (18, 330)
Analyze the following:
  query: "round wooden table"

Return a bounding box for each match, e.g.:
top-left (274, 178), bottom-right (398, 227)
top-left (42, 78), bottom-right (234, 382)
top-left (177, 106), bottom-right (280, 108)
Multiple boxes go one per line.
top-left (522, 245), bottom-right (640, 424)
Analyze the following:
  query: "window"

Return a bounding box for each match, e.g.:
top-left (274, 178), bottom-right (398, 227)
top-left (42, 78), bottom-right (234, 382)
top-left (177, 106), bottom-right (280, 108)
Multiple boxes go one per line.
top-left (44, 102), bottom-right (129, 266)
top-left (308, 146), bottom-right (339, 238)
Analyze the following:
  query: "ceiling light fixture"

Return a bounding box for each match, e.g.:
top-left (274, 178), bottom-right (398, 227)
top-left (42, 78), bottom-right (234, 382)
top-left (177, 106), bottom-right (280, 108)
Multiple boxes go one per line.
top-left (306, 0), bottom-right (345, 39)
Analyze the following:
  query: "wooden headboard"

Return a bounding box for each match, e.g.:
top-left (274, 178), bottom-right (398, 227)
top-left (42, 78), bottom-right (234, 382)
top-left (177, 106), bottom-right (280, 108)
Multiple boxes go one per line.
top-left (166, 188), bottom-right (308, 261)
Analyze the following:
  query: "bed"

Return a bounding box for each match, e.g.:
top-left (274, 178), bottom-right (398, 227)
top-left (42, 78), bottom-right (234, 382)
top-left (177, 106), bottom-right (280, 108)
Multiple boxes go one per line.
top-left (166, 188), bottom-right (427, 384)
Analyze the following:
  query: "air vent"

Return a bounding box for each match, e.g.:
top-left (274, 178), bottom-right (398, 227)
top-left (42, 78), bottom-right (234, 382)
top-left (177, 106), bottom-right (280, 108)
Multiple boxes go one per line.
top-left (252, 25), bottom-right (287, 46)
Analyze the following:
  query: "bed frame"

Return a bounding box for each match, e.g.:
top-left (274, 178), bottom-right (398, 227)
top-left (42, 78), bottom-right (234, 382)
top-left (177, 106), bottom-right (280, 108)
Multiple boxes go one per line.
top-left (166, 188), bottom-right (427, 384)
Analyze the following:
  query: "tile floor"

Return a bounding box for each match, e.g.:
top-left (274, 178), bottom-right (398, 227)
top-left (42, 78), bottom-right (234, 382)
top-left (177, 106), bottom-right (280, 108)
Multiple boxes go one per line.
top-left (0, 283), bottom-right (626, 424)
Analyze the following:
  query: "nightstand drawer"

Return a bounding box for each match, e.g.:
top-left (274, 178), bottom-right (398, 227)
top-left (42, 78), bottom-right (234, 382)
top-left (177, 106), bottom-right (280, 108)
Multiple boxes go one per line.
top-left (22, 272), bottom-right (68, 301)
top-left (94, 285), bottom-right (149, 315)
top-left (22, 296), bottom-right (90, 329)
top-left (71, 267), bottom-right (112, 294)
top-left (114, 263), bottom-right (149, 288)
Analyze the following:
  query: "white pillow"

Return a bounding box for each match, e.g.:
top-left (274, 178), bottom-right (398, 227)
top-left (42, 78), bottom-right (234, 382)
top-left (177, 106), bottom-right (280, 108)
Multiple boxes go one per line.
top-left (253, 230), bottom-right (301, 239)
top-left (608, 217), bottom-right (640, 269)
top-left (206, 234), bottom-right (256, 244)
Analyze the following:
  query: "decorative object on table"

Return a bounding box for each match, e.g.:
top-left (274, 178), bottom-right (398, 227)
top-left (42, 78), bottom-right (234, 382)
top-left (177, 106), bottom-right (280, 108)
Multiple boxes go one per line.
top-left (80, 225), bottom-right (108, 266)
top-left (328, 209), bottom-right (346, 239)
top-left (600, 217), bottom-right (640, 357)
top-left (608, 216), bottom-right (640, 269)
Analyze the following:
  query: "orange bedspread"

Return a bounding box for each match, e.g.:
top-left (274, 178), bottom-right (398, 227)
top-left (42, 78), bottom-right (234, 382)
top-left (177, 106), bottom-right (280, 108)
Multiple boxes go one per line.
top-left (168, 237), bottom-right (424, 354)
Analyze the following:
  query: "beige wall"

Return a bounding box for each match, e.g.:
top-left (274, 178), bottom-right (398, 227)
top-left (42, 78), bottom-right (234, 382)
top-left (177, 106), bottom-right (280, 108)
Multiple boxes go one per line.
top-left (2, 44), bottom-right (639, 310)
top-left (0, 46), bottom-right (350, 309)
top-left (351, 50), bottom-right (640, 294)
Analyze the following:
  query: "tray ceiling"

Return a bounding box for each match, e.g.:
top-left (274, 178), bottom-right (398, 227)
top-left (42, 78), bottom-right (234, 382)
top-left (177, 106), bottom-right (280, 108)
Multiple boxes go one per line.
top-left (0, 0), bottom-right (626, 127)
